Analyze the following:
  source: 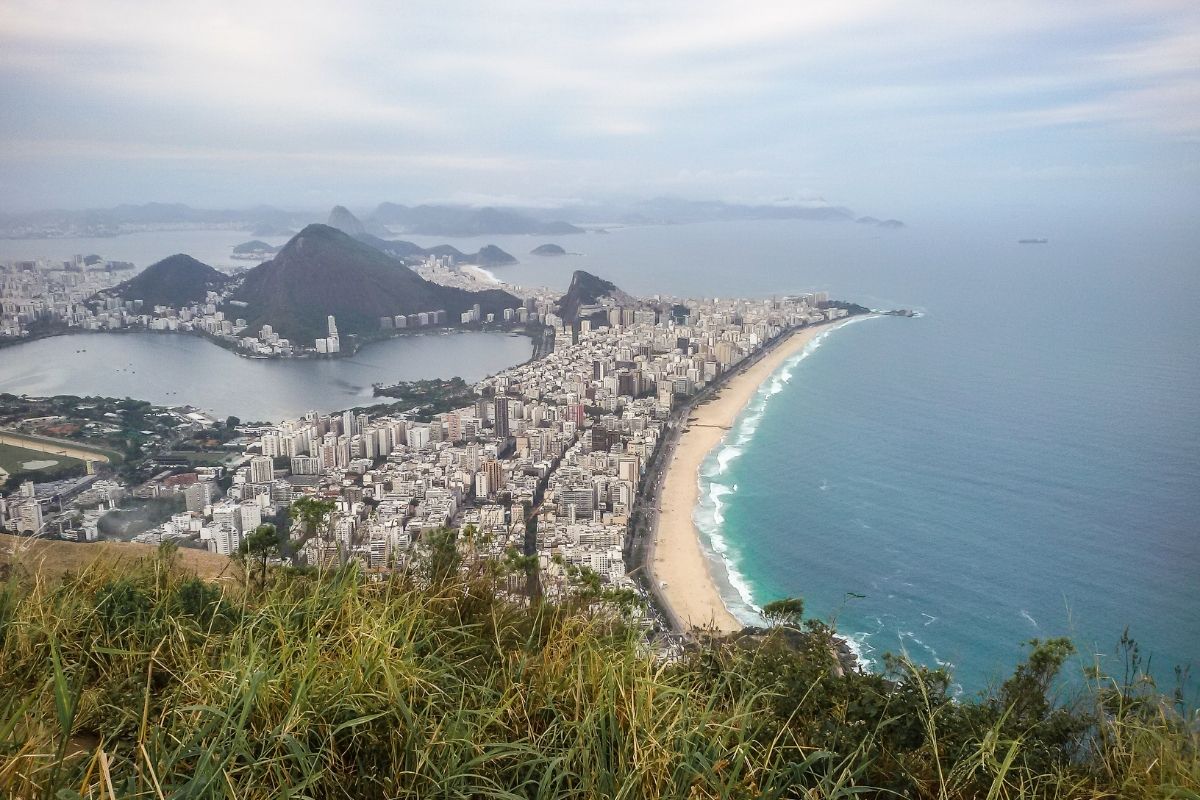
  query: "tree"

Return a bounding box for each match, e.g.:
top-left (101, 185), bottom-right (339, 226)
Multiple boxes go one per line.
top-left (290, 496), bottom-right (336, 558)
top-left (225, 416), bottom-right (240, 430)
top-left (762, 597), bottom-right (805, 629)
top-left (239, 523), bottom-right (280, 585)
top-left (995, 637), bottom-right (1076, 727)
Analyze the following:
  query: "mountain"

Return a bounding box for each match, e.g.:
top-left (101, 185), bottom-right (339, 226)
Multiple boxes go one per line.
top-left (531, 243), bottom-right (566, 256)
top-left (371, 203), bottom-right (584, 236)
top-left (353, 234), bottom-right (433, 260)
top-left (556, 270), bottom-right (637, 323)
top-left (112, 254), bottom-right (229, 308)
top-left (354, 234), bottom-right (513, 265)
top-left (327, 205), bottom-right (367, 236)
top-left (225, 225), bottom-right (520, 343)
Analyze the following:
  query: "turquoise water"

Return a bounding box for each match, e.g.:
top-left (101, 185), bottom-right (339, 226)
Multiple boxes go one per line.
top-left (676, 223), bottom-right (1200, 695)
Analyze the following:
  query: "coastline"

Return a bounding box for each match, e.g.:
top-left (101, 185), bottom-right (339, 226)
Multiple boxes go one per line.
top-left (646, 319), bottom-right (858, 634)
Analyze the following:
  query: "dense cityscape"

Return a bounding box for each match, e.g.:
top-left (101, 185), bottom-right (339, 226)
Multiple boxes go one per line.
top-left (1, 257), bottom-right (846, 619)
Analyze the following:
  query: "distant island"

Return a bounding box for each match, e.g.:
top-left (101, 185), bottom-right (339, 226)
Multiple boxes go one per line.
top-left (1018, 238), bottom-right (1049, 244)
top-left (531, 243), bottom-right (567, 256)
top-left (231, 240), bottom-right (281, 260)
top-left (856, 216), bottom-right (906, 228)
top-left (0, 198), bottom-right (907, 239)
top-left (475, 244), bottom-right (518, 266)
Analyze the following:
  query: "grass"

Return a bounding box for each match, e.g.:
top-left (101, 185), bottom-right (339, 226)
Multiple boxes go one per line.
top-left (0, 430), bottom-right (123, 464)
top-left (0, 442), bottom-right (84, 474)
top-left (0, 544), bottom-right (1194, 799)
top-left (0, 533), bottom-right (231, 583)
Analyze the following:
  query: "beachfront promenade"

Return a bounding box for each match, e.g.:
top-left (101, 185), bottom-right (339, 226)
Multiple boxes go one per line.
top-left (638, 320), bottom-right (852, 635)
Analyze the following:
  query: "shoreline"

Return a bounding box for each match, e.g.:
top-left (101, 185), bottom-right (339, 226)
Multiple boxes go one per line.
top-left (645, 318), bottom-right (859, 634)
top-left (0, 323), bottom-right (536, 363)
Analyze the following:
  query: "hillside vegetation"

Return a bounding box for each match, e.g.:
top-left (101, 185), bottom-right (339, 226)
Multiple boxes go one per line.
top-left (111, 254), bottom-right (229, 308)
top-left (0, 543), bottom-right (1194, 799)
top-left (225, 224), bottom-right (520, 342)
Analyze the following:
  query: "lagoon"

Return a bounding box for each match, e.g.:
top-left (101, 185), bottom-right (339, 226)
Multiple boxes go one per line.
top-left (0, 330), bottom-right (532, 421)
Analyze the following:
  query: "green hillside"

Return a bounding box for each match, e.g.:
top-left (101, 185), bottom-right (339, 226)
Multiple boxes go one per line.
top-left (0, 541), bottom-right (1194, 798)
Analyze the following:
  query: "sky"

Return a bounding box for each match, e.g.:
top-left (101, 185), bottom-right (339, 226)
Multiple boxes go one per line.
top-left (1, 0), bottom-right (1197, 222)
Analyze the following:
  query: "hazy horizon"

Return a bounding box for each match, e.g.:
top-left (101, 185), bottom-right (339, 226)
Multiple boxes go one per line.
top-left (1, 1), bottom-right (1197, 226)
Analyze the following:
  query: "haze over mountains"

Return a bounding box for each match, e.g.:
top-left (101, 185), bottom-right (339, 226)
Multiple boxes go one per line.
top-left (0, 198), bottom-right (903, 239)
top-left (324, 206), bottom-right (518, 266)
top-left (225, 224), bottom-right (520, 343)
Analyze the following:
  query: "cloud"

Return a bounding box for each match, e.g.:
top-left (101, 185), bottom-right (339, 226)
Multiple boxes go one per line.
top-left (0, 0), bottom-right (1196, 208)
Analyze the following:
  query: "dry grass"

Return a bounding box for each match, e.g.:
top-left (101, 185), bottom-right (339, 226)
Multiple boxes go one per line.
top-left (0, 533), bottom-right (231, 582)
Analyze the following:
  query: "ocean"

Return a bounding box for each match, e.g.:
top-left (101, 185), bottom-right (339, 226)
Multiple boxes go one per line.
top-left (2, 215), bottom-right (1197, 693)
top-left (431, 216), bottom-right (1199, 694)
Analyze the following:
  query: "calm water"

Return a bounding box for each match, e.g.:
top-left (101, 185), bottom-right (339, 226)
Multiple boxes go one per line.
top-left (0, 331), bottom-right (532, 421)
top-left (2, 216), bottom-right (1197, 692)
top-left (0, 229), bottom-right (291, 272)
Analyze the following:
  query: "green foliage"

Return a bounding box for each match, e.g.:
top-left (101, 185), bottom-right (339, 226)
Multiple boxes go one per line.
top-left (762, 596), bottom-right (804, 627)
top-left (0, 554), bottom-right (1193, 799)
top-left (93, 579), bottom-right (151, 636)
top-left (424, 526), bottom-right (462, 586)
top-left (172, 576), bottom-right (233, 628)
top-left (239, 522), bottom-right (281, 584)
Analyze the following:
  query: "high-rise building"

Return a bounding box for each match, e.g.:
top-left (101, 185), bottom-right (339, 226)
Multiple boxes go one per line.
top-left (405, 426), bottom-right (430, 450)
top-left (248, 456), bottom-right (273, 484)
top-left (290, 456), bottom-right (321, 475)
top-left (239, 501), bottom-right (262, 533)
top-left (493, 397), bottom-right (510, 438)
top-left (483, 459), bottom-right (504, 495)
top-left (15, 501), bottom-right (42, 534)
top-left (618, 456), bottom-right (640, 484)
top-left (184, 481), bottom-right (213, 514)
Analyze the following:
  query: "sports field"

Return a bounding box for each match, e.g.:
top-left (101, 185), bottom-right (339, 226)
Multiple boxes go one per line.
top-left (0, 441), bottom-right (83, 475)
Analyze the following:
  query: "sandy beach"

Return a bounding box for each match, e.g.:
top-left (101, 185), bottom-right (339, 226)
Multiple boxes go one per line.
top-left (649, 321), bottom-right (850, 633)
